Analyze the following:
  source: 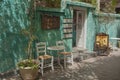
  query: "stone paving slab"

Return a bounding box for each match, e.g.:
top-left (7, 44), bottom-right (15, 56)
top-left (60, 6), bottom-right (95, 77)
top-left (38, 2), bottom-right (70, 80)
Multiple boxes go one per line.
top-left (1, 49), bottom-right (120, 80)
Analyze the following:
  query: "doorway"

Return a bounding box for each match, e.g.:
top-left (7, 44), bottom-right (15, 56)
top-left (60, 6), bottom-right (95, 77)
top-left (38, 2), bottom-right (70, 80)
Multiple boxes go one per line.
top-left (72, 8), bottom-right (87, 48)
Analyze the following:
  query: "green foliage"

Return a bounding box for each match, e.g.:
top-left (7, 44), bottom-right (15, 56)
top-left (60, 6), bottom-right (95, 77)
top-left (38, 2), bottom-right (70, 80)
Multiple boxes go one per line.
top-left (19, 24), bottom-right (38, 67)
top-left (111, 0), bottom-right (117, 7)
top-left (20, 0), bottom-right (38, 59)
top-left (94, 0), bottom-right (118, 33)
top-left (111, 0), bottom-right (117, 12)
top-left (91, 0), bottom-right (96, 6)
top-left (102, 1), bottom-right (116, 13)
top-left (21, 25), bottom-right (37, 59)
top-left (17, 0), bottom-right (38, 69)
top-left (45, 0), bottom-right (61, 8)
top-left (17, 59), bottom-right (39, 69)
top-left (97, 14), bottom-right (115, 33)
top-left (35, 0), bottom-right (61, 8)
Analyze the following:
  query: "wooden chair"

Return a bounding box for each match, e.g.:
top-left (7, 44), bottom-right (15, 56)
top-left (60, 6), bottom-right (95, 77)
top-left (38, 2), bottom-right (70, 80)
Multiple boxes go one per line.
top-left (56, 41), bottom-right (73, 68)
top-left (36, 42), bottom-right (54, 76)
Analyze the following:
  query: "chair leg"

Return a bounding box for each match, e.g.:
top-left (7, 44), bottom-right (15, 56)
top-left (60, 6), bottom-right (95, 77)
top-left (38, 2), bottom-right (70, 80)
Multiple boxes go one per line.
top-left (58, 53), bottom-right (63, 70)
top-left (51, 56), bottom-right (54, 71)
top-left (64, 55), bottom-right (67, 69)
top-left (41, 59), bottom-right (44, 76)
top-left (80, 55), bottom-right (83, 61)
top-left (71, 53), bottom-right (74, 65)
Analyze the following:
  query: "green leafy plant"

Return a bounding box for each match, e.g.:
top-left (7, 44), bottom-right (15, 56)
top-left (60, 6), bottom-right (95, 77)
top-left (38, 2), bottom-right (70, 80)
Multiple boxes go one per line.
top-left (21, 25), bottom-right (37, 59)
top-left (17, 0), bottom-right (38, 69)
top-left (96, 0), bottom-right (117, 34)
top-left (17, 59), bottom-right (39, 69)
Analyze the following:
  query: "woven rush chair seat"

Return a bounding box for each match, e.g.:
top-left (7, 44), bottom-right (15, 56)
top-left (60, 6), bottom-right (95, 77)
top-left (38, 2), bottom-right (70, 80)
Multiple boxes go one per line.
top-left (59, 52), bottom-right (71, 55)
top-left (39, 55), bottom-right (52, 60)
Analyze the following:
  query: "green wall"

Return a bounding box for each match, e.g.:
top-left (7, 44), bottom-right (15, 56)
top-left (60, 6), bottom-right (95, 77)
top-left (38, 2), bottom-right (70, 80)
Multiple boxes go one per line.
top-left (93, 13), bottom-right (120, 47)
top-left (86, 9), bottom-right (97, 50)
top-left (0, 0), bottom-right (29, 72)
top-left (65, 1), bottom-right (96, 51)
top-left (86, 10), bottom-right (120, 50)
top-left (66, 1), bottom-right (120, 51)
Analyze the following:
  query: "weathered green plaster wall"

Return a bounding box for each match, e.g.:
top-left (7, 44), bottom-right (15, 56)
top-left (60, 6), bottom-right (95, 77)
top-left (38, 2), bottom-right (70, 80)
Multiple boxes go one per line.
top-left (61, 0), bottom-right (73, 52)
top-left (34, 9), bottom-right (63, 57)
top-left (93, 14), bottom-right (120, 47)
top-left (65, 1), bottom-right (120, 51)
top-left (0, 0), bottom-right (29, 72)
top-left (65, 1), bottom-right (96, 51)
top-left (0, 0), bottom-right (70, 73)
top-left (86, 12), bottom-right (120, 50)
top-left (86, 9), bottom-right (96, 51)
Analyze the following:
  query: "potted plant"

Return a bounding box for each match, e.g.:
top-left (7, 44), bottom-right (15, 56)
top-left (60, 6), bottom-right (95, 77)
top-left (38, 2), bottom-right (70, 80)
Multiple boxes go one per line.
top-left (17, 59), bottom-right (39, 80)
top-left (17, 0), bottom-right (39, 80)
top-left (17, 26), bottom-right (39, 80)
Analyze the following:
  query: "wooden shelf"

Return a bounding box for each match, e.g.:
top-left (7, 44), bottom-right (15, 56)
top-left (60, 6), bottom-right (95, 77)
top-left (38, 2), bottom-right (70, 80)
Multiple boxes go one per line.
top-left (63, 27), bottom-right (72, 29)
top-left (63, 34), bottom-right (72, 38)
top-left (63, 24), bottom-right (72, 28)
top-left (63, 18), bottom-right (73, 23)
top-left (62, 18), bottom-right (73, 39)
top-left (63, 22), bottom-right (73, 24)
top-left (63, 32), bottom-right (72, 34)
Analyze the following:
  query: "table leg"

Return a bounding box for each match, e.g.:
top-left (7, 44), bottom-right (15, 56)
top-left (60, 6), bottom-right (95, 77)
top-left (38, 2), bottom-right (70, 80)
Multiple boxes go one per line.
top-left (58, 53), bottom-right (63, 70)
top-left (64, 55), bottom-right (67, 69)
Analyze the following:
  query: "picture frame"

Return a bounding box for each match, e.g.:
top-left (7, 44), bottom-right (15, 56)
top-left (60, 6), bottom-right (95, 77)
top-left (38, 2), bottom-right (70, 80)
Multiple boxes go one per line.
top-left (41, 15), bottom-right (60, 29)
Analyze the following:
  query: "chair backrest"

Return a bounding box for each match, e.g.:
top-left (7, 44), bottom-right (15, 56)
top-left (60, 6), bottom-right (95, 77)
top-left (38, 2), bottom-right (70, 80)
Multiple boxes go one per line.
top-left (36, 42), bottom-right (47, 56)
top-left (56, 40), bottom-right (64, 46)
top-left (56, 40), bottom-right (65, 51)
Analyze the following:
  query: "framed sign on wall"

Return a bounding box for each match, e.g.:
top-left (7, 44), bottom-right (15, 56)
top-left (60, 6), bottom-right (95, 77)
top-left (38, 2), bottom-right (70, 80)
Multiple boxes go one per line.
top-left (41, 15), bottom-right (60, 29)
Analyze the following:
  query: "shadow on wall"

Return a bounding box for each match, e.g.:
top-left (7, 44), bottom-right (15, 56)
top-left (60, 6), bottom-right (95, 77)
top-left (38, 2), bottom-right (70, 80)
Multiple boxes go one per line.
top-left (36, 29), bottom-right (61, 46)
top-left (117, 22), bottom-right (120, 37)
top-left (117, 23), bottom-right (120, 47)
top-left (33, 29), bottom-right (62, 57)
top-left (0, 0), bottom-right (29, 72)
top-left (0, 32), bottom-right (28, 72)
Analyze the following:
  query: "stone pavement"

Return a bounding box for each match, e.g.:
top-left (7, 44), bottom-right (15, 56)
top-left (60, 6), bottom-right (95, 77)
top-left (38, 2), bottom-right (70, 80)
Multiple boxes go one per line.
top-left (2, 49), bottom-right (120, 80)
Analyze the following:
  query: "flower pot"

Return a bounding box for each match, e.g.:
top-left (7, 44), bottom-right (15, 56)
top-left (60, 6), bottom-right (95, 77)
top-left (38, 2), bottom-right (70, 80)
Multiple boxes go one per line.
top-left (19, 68), bottom-right (38, 80)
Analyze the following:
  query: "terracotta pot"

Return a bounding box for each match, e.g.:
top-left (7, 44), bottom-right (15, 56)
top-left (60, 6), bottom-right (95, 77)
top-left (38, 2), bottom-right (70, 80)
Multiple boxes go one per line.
top-left (19, 68), bottom-right (38, 80)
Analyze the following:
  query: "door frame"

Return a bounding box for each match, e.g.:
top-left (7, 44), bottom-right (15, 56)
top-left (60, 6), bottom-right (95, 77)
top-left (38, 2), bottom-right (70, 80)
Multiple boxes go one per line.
top-left (72, 7), bottom-right (87, 48)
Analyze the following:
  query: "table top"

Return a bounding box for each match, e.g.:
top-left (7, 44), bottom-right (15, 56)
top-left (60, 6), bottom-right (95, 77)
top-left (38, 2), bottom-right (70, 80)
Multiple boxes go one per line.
top-left (74, 47), bottom-right (87, 51)
top-left (76, 47), bottom-right (87, 51)
top-left (47, 46), bottom-right (64, 51)
top-left (110, 37), bottom-right (120, 40)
